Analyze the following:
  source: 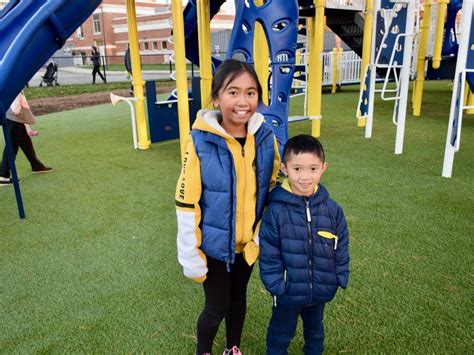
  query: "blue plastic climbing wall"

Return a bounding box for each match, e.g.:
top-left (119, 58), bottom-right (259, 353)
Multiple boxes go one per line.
top-left (225, 0), bottom-right (298, 147)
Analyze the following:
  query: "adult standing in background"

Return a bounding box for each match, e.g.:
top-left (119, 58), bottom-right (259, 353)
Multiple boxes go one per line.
top-left (91, 46), bottom-right (106, 84)
top-left (124, 44), bottom-right (133, 95)
top-left (0, 92), bottom-right (53, 186)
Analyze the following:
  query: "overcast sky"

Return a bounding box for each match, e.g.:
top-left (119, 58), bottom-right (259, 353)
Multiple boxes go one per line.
top-left (219, 1), bottom-right (235, 14)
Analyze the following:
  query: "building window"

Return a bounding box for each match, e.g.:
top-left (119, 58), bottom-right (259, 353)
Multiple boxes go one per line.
top-left (76, 26), bottom-right (84, 39)
top-left (93, 13), bottom-right (101, 34)
top-left (153, 41), bottom-right (158, 50)
top-left (162, 41), bottom-right (167, 49)
top-left (144, 42), bottom-right (149, 50)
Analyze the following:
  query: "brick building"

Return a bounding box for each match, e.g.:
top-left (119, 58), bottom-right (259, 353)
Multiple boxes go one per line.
top-left (64, 0), bottom-right (235, 65)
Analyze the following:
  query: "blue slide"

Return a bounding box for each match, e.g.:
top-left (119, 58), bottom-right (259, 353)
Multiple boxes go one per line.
top-left (164, 0), bottom-right (225, 100)
top-left (0, 0), bottom-right (102, 217)
top-left (182, 0), bottom-right (227, 69)
top-left (0, 0), bottom-right (102, 115)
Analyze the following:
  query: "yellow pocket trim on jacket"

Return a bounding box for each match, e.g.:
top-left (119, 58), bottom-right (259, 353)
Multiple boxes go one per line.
top-left (317, 231), bottom-right (339, 250)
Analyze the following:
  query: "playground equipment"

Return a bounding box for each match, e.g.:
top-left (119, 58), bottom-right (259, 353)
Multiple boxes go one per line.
top-left (0, 0), bottom-right (102, 218)
top-left (225, 0), bottom-right (299, 146)
top-left (125, 0), bottom-right (150, 151)
top-left (110, 93), bottom-right (138, 149)
top-left (165, 0), bottom-right (369, 156)
top-left (414, 0), bottom-right (463, 116)
top-left (442, 0), bottom-right (473, 178)
top-left (144, 0), bottom-right (218, 156)
top-left (289, 48), bottom-right (363, 123)
top-left (145, 78), bottom-right (201, 145)
top-left (356, 0), bottom-right (417, 154)
top-left (154, 0), bottom-right (299, 151)
top-left (145, 0), bottom-right (351, 153)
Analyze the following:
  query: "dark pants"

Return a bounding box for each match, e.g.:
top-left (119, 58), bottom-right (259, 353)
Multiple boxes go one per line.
top-left (1, 120), bottom-right (44, 178)
top-left (196, 253), bottom-right (253, 354)
top-left (92, 65), bottom-right (105, 83)
top-left (267, 303), bottom-right (325, 355)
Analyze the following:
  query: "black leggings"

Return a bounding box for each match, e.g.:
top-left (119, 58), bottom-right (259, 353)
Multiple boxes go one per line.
top-left (196, 253), bottom-right (254, 354)
top-left (92, 66), bottom-right (105, 83)
top-left (1, 120), bottom-right (44, 178)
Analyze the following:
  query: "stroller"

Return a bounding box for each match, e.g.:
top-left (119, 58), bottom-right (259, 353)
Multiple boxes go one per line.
top-left (39, 60), bottom-right (59, 86)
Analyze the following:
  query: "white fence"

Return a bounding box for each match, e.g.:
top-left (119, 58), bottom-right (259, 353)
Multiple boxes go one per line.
top-left (295, 49), bottom-right (362, 88)
top-left (325, 0), bottom-right (365, 11)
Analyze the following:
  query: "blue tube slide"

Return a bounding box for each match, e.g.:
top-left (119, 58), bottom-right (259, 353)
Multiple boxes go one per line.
top-left (165, 0), bottom-right (225, 100)
top-left (183, 0), bottom-right (226, 69)
top-left (0, 0), bottom-right (102, 122)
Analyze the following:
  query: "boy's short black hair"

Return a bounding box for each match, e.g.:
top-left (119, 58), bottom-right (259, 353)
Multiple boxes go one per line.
top-left (282, 134), bottom-right (325, 163)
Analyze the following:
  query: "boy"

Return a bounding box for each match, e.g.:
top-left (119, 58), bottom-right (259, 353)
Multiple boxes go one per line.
top-left (259, 134), bottom-right (350, 354)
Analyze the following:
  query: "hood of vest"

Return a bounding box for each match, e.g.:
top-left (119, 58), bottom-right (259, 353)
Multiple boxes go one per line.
top-left (192, 109), bottom-right (265, 139)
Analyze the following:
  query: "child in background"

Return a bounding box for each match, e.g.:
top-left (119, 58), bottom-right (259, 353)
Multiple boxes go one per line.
top-left (259, 134), bottom-right (349, 354)
top-left (175, 59), bottom-right (280, 355)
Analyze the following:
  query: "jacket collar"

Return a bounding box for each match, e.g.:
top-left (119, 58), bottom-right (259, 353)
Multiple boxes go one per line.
top-left (192, 109), bottom-right (265, 139)
top-left (270, 179), bottom-right (329, 206)
top-left (281, 178), bottom-right (319, 195)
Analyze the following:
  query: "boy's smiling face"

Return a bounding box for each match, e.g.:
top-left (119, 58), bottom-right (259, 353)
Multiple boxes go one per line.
top-left (281, 152), bottom-right (328, 197)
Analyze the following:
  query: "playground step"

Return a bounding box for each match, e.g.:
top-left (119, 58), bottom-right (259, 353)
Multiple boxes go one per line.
top-left (325, 9), bottom-right (364, 57)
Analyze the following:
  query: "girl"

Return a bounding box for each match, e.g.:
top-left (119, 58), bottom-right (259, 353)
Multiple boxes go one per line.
top-left (175, 59), bottom-right (280, 354)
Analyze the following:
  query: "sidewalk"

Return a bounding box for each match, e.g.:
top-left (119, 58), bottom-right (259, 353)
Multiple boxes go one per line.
top-left (28, 66), bottom-right (191, 86)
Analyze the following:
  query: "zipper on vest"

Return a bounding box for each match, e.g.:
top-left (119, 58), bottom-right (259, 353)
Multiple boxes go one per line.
top-left (241, 147), bottom-right (245, 157)
top-left (305, 199), bottom-right (313, 299)
top-left (228, 149), bottom-right (233, 274)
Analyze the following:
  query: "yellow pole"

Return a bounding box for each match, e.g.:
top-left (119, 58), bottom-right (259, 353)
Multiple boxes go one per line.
top-left (467, 90), bottom-right (474, 115)
top-left (331, 48), bottom-right (338, 94)
top-left (463, 80), bottom-right (474, 115)
top-left (307, 0), bottom-right (325, 138)
top-left (413, 0), bottom-right (432, 117)
top-left (171, 0), bottom-right (191, 159)
top-left (359, 0), bottom-right (373, 127)
top-left (126, 0), bottom-right (150, 150)
top-left (463, 82), bottom-right (469, 107)
top-left (295, 48), bottom-right (302, 89)
top-left (196, 0), bottom-right (213, 108)
top-left (253, 0), bottom-right (269, 104)
top-left (254, 22), bottom-right (270, 104)
top-left (338, 48), bottom-right (343, 90)
top-left (432, 0), bottom-right (449, 69)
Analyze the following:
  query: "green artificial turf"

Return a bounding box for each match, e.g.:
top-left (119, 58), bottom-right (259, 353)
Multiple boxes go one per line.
top-left (0, 81), bottom-right (472, 353)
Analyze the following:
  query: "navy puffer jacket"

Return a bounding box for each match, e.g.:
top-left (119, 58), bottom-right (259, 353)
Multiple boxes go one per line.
top-left (259, 182), bottom-right (350, 306)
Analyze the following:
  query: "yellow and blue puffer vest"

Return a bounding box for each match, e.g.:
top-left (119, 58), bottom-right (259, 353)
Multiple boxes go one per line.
top-left (191, 115), bottom-right (276, 267)
top-left (259, 181), bottom-right (350, 305)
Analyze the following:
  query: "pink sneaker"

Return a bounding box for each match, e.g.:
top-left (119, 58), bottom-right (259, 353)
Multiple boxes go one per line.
top-left (28, 130), bottom-right (39, 137)
top-left (223, 346), bottom-right (242, 355)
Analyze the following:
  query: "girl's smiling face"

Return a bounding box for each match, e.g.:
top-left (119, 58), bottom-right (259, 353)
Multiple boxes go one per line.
top-left (213, 71), bottom-right (259, 137)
